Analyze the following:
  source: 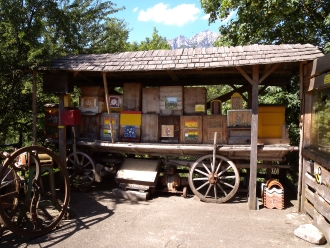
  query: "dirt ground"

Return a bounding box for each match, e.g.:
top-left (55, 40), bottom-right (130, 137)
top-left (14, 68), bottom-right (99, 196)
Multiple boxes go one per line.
top-left (0, 176), bottom-right (328, 248)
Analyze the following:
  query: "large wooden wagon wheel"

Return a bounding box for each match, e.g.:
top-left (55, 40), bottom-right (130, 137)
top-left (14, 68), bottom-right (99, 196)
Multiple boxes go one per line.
top-left (0, 146), bottom-right (70, 237)
top-left (66, 151), bottom-right (95, 189)
top-left (188, 154), bottom-right (240, 203)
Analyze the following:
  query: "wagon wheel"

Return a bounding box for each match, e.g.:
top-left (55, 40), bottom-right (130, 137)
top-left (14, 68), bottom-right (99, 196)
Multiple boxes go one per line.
top-left (66, 152), bottom-right (95, 189)
top-left (0, 146), bottom-right (70, 237)
top-left (188, 154), bottom-right (240, 203)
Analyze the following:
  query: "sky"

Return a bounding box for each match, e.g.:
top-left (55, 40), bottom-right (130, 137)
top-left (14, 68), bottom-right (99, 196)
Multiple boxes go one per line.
top-left (111, 0), bottom-right (235, 43)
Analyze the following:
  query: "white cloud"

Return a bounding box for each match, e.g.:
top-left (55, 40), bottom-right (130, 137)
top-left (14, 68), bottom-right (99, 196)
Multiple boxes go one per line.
top-left (138, 3), bottom-right (200, 26)
top-left (133, 7), bottom-right (138, 13)
top-left (202, 14), bottom-right (210, 20)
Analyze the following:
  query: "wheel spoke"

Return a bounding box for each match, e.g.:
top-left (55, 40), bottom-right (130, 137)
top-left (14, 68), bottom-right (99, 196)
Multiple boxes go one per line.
top-left (201, 162), bottom-right (211, 174)
top-left (195, 168), bottom-right (209, 177)
top-left (196, 181), bottom-right (209, 191)
top-left (193, 177), bottom-right (208, 181)
top-left (220, 175), bottom-right (237, 179)
top-left (216, 183), bottom-right (228, 196)
top-left (218, 165), bottom-right (231, 176)
top-left (214, 185), bottom-right (217, 199)
top-left (215, 159), bottom-right (223, 174)
top-left (220, 180), bottom-right (235, 189)
top-left (82, 161), bottom-right (91, 168)
top-left (204, 184), bottom-right (212, 197)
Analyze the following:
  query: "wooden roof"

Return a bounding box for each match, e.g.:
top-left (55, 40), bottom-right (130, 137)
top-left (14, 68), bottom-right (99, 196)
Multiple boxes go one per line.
top-left (40, 44), bottom-right (323, 88)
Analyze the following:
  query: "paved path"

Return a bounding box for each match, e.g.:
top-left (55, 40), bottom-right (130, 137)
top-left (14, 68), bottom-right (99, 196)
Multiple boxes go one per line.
top-left (0, 179), bottom-right (327, 248)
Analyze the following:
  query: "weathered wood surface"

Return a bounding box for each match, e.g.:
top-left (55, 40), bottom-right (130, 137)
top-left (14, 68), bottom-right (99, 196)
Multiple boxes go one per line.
top-left (305, 172), bottom-right (330, 205)
top-left (304, 200), bottom-right (330, 243)
top-left (303, 149), bottom-right (330, 170)
top-left (76, 139), bottom-right (297, 159)
top-left (183, 87), bottom-right (206, 115)
top-left (141, 114), bottom-right (158, 143)
top-left (142, 87), bottom-right (160, 114)
top-left (158, 115), bottom-right (180, 143)
top-left (79, 114), bottom-right (101, 139)
top-left (159, 86), bottom-right (183, 116)
top-left (123, 83), bottom-right (142, 111)
top-left (203, 115), bottom-right (227, 144)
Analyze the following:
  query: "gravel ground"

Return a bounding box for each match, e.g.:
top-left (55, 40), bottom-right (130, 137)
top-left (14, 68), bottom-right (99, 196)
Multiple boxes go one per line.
top-left (0, 177), bottom-right (328, 248)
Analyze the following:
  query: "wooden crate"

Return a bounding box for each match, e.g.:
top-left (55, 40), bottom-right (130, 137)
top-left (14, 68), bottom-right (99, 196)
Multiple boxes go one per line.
top-left (159, 86), bottom-right (183, 116)
top-left (100, 127), bottom-right (118, 141)
top-left (142, 87), bottom-right (160, 114)
top-left (79, 114), bottom-right (101, 139)
top-left (81, 86), bottom-right (105, 96)
top-left (180, 116), bottom-right (203, 144)
top-left (123, 83), bottom-right (142, 111)
top-left (141, 114), bottom-right (159, 143)
top-left (79, 96), bottom-right (105, 115)
top-left (158, 116), bottom-right (180, 143)
top-left (183, 87), bottom-right (206, 115)
top-left (227, 127), bottom-right (251, 144)
top-left (227, 109), bottom-right (252, 127)
top-left (101, 112), bottom-right (120, 129)
top-left (203, 115), bottom-right (227, 144)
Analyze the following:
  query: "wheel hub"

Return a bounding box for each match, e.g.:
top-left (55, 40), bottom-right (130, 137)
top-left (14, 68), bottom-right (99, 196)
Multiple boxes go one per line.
top-left (208, 172), bottom-right (218, 185)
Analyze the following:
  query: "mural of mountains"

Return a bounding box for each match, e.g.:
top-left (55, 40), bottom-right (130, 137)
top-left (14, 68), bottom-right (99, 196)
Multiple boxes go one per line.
top-left (168, 30), bottom-right (219, 49)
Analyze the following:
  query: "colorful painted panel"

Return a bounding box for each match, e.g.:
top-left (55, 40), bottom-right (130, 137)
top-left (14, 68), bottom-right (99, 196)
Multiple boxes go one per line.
top-left (124, 126), bottom-right (137, 138)
top-left (165, 97), bottom-right (178, 110)
top-left (185, 120), bottom-right (198, 128)
top-left (185, 131), bottom-right (198, 140)
top-left (110, 96), bottom-right (120, 108)
top-left (161, 125), bottom-right (174, 137)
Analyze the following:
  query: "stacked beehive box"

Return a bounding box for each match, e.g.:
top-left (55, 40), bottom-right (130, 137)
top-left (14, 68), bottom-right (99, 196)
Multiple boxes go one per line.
top-left (100, 112), bottom-right (119, 141)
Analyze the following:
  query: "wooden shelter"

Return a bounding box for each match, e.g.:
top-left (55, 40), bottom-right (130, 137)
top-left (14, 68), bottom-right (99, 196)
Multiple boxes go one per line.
top-left (37, 44), bottom-right (323, 210)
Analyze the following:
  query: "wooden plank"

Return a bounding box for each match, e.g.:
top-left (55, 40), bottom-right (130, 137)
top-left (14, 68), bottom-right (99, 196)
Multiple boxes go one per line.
top-left (183, 87), bottom-right (206, 115)
top-left (141, 114), bottom-right (159, 143)
top-left (305, 172), bottom-right (330, 204)
top-left (142, 87), bottom-right (160, 114)
top-left (248, 64), bottom-right (259, 210)
top-left (79, 114), bottom-right (101, 139)
top-left (303, 149), bottom-right (330, 170)
top-left (58, 95), bottom-right (67, 167)
top-left (103, 72), bottom-right (114, 143)
top-left (304, 200), bottom-right (330, 243)
top-left (115, 158), bottom-right (160, 186)
top-left (123, 83), bottom-right (142, 111)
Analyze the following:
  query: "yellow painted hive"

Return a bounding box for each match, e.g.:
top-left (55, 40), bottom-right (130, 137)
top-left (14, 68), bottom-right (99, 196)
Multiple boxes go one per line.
top-left (258, 105), bottom-right (285, 139)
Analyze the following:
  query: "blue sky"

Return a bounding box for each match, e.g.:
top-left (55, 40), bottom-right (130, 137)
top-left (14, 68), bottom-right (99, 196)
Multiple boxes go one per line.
top-left (111, 0), bottom-right (234, 43)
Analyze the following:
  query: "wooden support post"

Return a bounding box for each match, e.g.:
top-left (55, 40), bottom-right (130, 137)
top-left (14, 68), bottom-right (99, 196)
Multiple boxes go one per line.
top-left (102, 72), bottom-right (114, 143)
top-left (212, 132), bottom-right (217, 172)
top-left (248, 65), bottom-right (259, 210)
top-left (58, 94), bottom-right (67, 167)
top-left (32, 70), bottom-right (37, 145)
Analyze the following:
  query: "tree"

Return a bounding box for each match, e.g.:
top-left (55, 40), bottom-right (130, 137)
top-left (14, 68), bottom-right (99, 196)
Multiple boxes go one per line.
top-left (200, 0), bottom-right (330, 53)
top-left (0, 0), bottom-right (130, 145)
top-left (127, 27), bottom-right (171, 51)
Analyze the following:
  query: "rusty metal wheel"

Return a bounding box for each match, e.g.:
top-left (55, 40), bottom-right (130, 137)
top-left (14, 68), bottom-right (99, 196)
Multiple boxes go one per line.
top-left (0, 146), bottom-right (70, 237)
top-left (188, 154), bottom-right (239, 203)
top-left (66, 152), bottom-right (95, 189)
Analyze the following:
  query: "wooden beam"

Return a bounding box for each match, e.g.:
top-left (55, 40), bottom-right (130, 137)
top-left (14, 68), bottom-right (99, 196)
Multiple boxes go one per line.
top-left (102, 72), bottom-right (114, 143)
top-left (236, 66), bottom-right (253, 84)
top-left (32, 70), bottom-right (37, 145)
top-left (248, 64), bottom-right (259, 210)
top-left (58, 94), bottom-right (67, 168)
top-left (259, 63), bottom-right (281, 84)
top-left (166, 70), bottom-right (180, 81)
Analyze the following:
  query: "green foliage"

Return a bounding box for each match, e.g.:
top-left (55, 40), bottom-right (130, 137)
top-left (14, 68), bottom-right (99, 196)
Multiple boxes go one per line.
top-left (200, 0), bottom-right (330, 52)
top-left (127, 27), bottom-right (171, 51)
top-left (0, 0), bottom-right (130, 145)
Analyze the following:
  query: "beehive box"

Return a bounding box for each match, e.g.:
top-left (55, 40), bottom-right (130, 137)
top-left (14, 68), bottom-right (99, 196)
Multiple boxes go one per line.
top-left (183, 87), bottom-right (206, 115)
top-left (61, 108), bottom-right (81, 126)
top-left (120, 111), bottom-right (142, 142)
top-left (44, 104), bottom-right (59, 139)
top-left (123, 83), bottom-right (142, 111)
top-left (258, 105), bottom-right (285, 139)
top-left (142, 87), bottom-right (160, 114)
top-left (107, 95), bottom-right (123, 112)
top-left (203, 115), bottom-right (227, 144)
top-left (211, 100), bottom-right (222, 115)
top-left (231, 92), bottom-right (243, 109)
top-left (227, 127), bottom-right (251, 144)
top-left (141, 114), bottom-right (159, 143)
top-left (81, 86), bottom-right (105, 97)
top-left (158, 116), bottom-right (180, 143)
top-left (100, 127), bottom-right (118, 141)
top-left (79, 96), bottom-right (105, 115)
top-left (227, 109), bottom-right (252, 127)
top-left (159, 86), bottom-right (183, 116)
top-left (79, 114), bottom-right (101, 139)
top-left (100, 112), bottom-right (119, 141)
top-left (180, 116), bottom-right (203, 144)
top-left (101, 112), bottom-right (120, 129)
